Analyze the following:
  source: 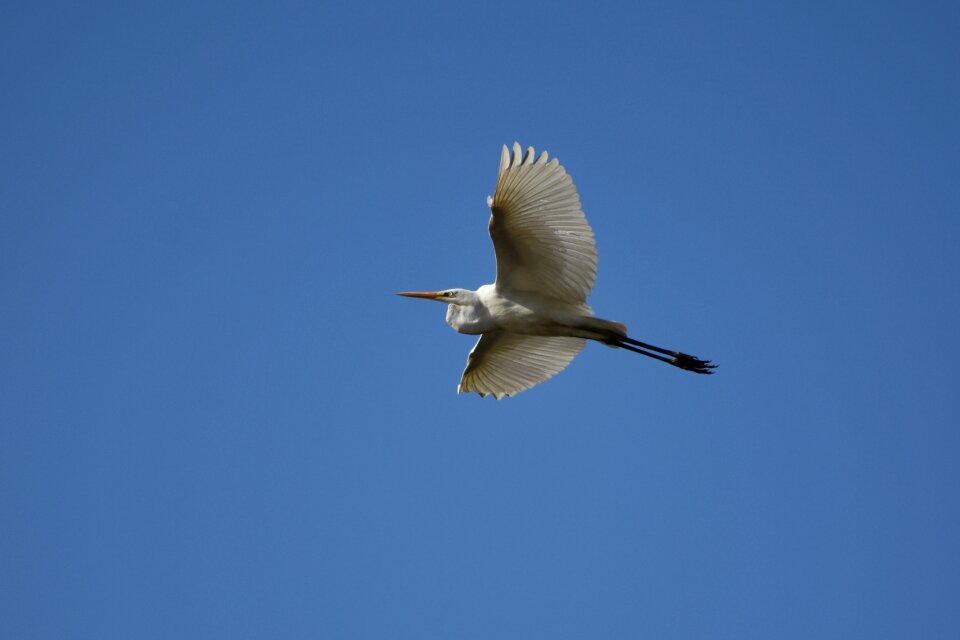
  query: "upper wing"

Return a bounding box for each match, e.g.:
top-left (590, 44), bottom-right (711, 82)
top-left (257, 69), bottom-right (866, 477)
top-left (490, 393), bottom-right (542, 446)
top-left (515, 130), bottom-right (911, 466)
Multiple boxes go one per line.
top-left (458, 331), bottom-right (586, 399)
top-left (487, 143), bottom-right (598, 303)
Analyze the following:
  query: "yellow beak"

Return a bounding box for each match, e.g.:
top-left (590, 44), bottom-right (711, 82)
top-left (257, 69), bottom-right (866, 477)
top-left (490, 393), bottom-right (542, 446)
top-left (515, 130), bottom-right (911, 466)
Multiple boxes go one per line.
top-left (396, 291), bottom-right (441, 299)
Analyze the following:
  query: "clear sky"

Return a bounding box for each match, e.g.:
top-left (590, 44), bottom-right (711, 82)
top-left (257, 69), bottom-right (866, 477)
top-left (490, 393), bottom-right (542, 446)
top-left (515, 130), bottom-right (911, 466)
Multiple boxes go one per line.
top-left (3, 1), bottom-right (959, 638)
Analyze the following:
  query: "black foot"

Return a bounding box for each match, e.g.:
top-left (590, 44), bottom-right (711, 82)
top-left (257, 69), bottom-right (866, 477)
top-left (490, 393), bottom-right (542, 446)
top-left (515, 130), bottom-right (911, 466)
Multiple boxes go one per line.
top-left (672, 353), bottom-right (717, 374)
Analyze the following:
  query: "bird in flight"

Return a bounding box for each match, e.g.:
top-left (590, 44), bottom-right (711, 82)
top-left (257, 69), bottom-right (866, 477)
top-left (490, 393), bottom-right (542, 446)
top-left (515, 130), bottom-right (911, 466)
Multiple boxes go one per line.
top-left (399, 143), bottom-right (715, 399)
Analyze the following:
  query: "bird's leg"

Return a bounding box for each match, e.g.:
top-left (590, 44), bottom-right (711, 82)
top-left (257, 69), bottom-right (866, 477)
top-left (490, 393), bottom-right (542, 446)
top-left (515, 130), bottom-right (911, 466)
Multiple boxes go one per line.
top-left (612, 341), bottom-right (679, 365)
top-left (607, 335), bottom-right (717, 374)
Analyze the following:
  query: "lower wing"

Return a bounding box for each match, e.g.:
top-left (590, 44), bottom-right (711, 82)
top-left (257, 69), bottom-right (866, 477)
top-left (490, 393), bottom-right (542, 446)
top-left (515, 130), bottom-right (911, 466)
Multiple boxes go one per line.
top-left (458, 331), bottom-right (586, 399)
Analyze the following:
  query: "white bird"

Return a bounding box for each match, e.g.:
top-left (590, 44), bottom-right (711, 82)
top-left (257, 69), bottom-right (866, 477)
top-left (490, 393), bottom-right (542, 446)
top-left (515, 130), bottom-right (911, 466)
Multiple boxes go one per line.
top-left (399, 143), bottom-right (715, 399)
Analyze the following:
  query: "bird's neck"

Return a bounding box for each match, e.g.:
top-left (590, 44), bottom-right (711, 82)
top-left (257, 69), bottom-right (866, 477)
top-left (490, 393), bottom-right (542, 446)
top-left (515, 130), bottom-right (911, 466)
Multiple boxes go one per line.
top-left (445, 296), bottom-right (490, 335)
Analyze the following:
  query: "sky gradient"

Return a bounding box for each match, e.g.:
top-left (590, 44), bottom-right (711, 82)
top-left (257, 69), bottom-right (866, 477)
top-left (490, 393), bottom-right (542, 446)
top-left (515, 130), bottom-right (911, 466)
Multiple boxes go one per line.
top-left (3, 1), bottom-right (959, 638)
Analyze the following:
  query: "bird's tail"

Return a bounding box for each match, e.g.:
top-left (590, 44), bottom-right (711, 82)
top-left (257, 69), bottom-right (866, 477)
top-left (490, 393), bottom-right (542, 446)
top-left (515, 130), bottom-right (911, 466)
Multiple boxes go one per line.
top-left (574, 317), bottom-right (716, 375)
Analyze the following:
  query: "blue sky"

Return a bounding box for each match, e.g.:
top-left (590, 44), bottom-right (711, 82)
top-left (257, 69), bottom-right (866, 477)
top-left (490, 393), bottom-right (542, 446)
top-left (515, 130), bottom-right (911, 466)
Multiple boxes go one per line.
top-left (2, 1), bottom-right (959, 638)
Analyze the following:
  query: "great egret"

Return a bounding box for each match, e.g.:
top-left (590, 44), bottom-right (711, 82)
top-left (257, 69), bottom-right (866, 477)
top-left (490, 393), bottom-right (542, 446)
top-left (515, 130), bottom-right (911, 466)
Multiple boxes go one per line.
top-left (399, 143), bottom-right (715, 399)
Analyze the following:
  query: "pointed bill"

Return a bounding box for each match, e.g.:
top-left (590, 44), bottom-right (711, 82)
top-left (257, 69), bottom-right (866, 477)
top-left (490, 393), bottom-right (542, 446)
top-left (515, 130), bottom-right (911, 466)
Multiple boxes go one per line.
top-left (396, 291), bottom-right (441, 299)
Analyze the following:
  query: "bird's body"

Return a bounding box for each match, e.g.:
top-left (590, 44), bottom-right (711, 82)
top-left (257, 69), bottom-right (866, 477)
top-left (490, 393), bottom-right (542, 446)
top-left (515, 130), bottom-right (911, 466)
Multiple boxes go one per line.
top-left (441, 284), bottom-right (626, 343)
top-left (400, 143), bottom-right (714, 399)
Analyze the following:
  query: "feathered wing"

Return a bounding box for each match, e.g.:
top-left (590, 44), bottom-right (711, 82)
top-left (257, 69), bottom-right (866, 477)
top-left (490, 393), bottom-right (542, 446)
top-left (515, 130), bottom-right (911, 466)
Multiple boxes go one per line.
top-left (487, 143), bottom-right (598, 304)
top-left (458, 331), bottom-right (586, 399)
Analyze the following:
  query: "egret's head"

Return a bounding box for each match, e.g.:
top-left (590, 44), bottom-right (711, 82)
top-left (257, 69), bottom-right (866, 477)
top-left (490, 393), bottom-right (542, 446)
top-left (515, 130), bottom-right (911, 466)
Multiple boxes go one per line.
top-left (397, 289), bottom-right (467, 304)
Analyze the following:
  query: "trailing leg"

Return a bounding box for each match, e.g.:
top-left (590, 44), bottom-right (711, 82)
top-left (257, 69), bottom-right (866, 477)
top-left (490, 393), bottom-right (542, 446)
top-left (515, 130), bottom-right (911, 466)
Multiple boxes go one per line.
top-left (605, 333), bottom-right (716, 374)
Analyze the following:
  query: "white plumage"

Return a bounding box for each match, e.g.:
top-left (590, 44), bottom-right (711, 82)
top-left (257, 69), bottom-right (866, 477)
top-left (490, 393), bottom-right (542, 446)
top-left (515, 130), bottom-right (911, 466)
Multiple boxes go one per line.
top-left (459, 332), bottom-right (585, 400)
top-left (488, 143), bottom-right (597, 302)
top-left (399, 143), bottom-right (715, 399)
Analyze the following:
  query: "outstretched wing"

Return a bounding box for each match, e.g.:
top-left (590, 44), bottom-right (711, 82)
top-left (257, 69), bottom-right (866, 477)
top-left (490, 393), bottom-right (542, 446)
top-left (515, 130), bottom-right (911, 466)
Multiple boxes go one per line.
top-left (487, 143), bottom-right (598, 304)
top-left (458, 331), bottom-right (586, 399)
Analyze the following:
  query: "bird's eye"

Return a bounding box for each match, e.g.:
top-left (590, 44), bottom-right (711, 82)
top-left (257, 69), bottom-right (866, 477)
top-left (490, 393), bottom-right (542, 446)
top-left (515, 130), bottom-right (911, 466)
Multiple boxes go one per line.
top-left (444, 291), bottom-right (455, 297)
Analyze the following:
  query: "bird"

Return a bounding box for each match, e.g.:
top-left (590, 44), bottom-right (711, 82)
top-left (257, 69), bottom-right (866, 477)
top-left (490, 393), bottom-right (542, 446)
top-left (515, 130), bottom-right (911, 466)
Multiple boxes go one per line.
top-left (399, 143), bottom-right (715, 399)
